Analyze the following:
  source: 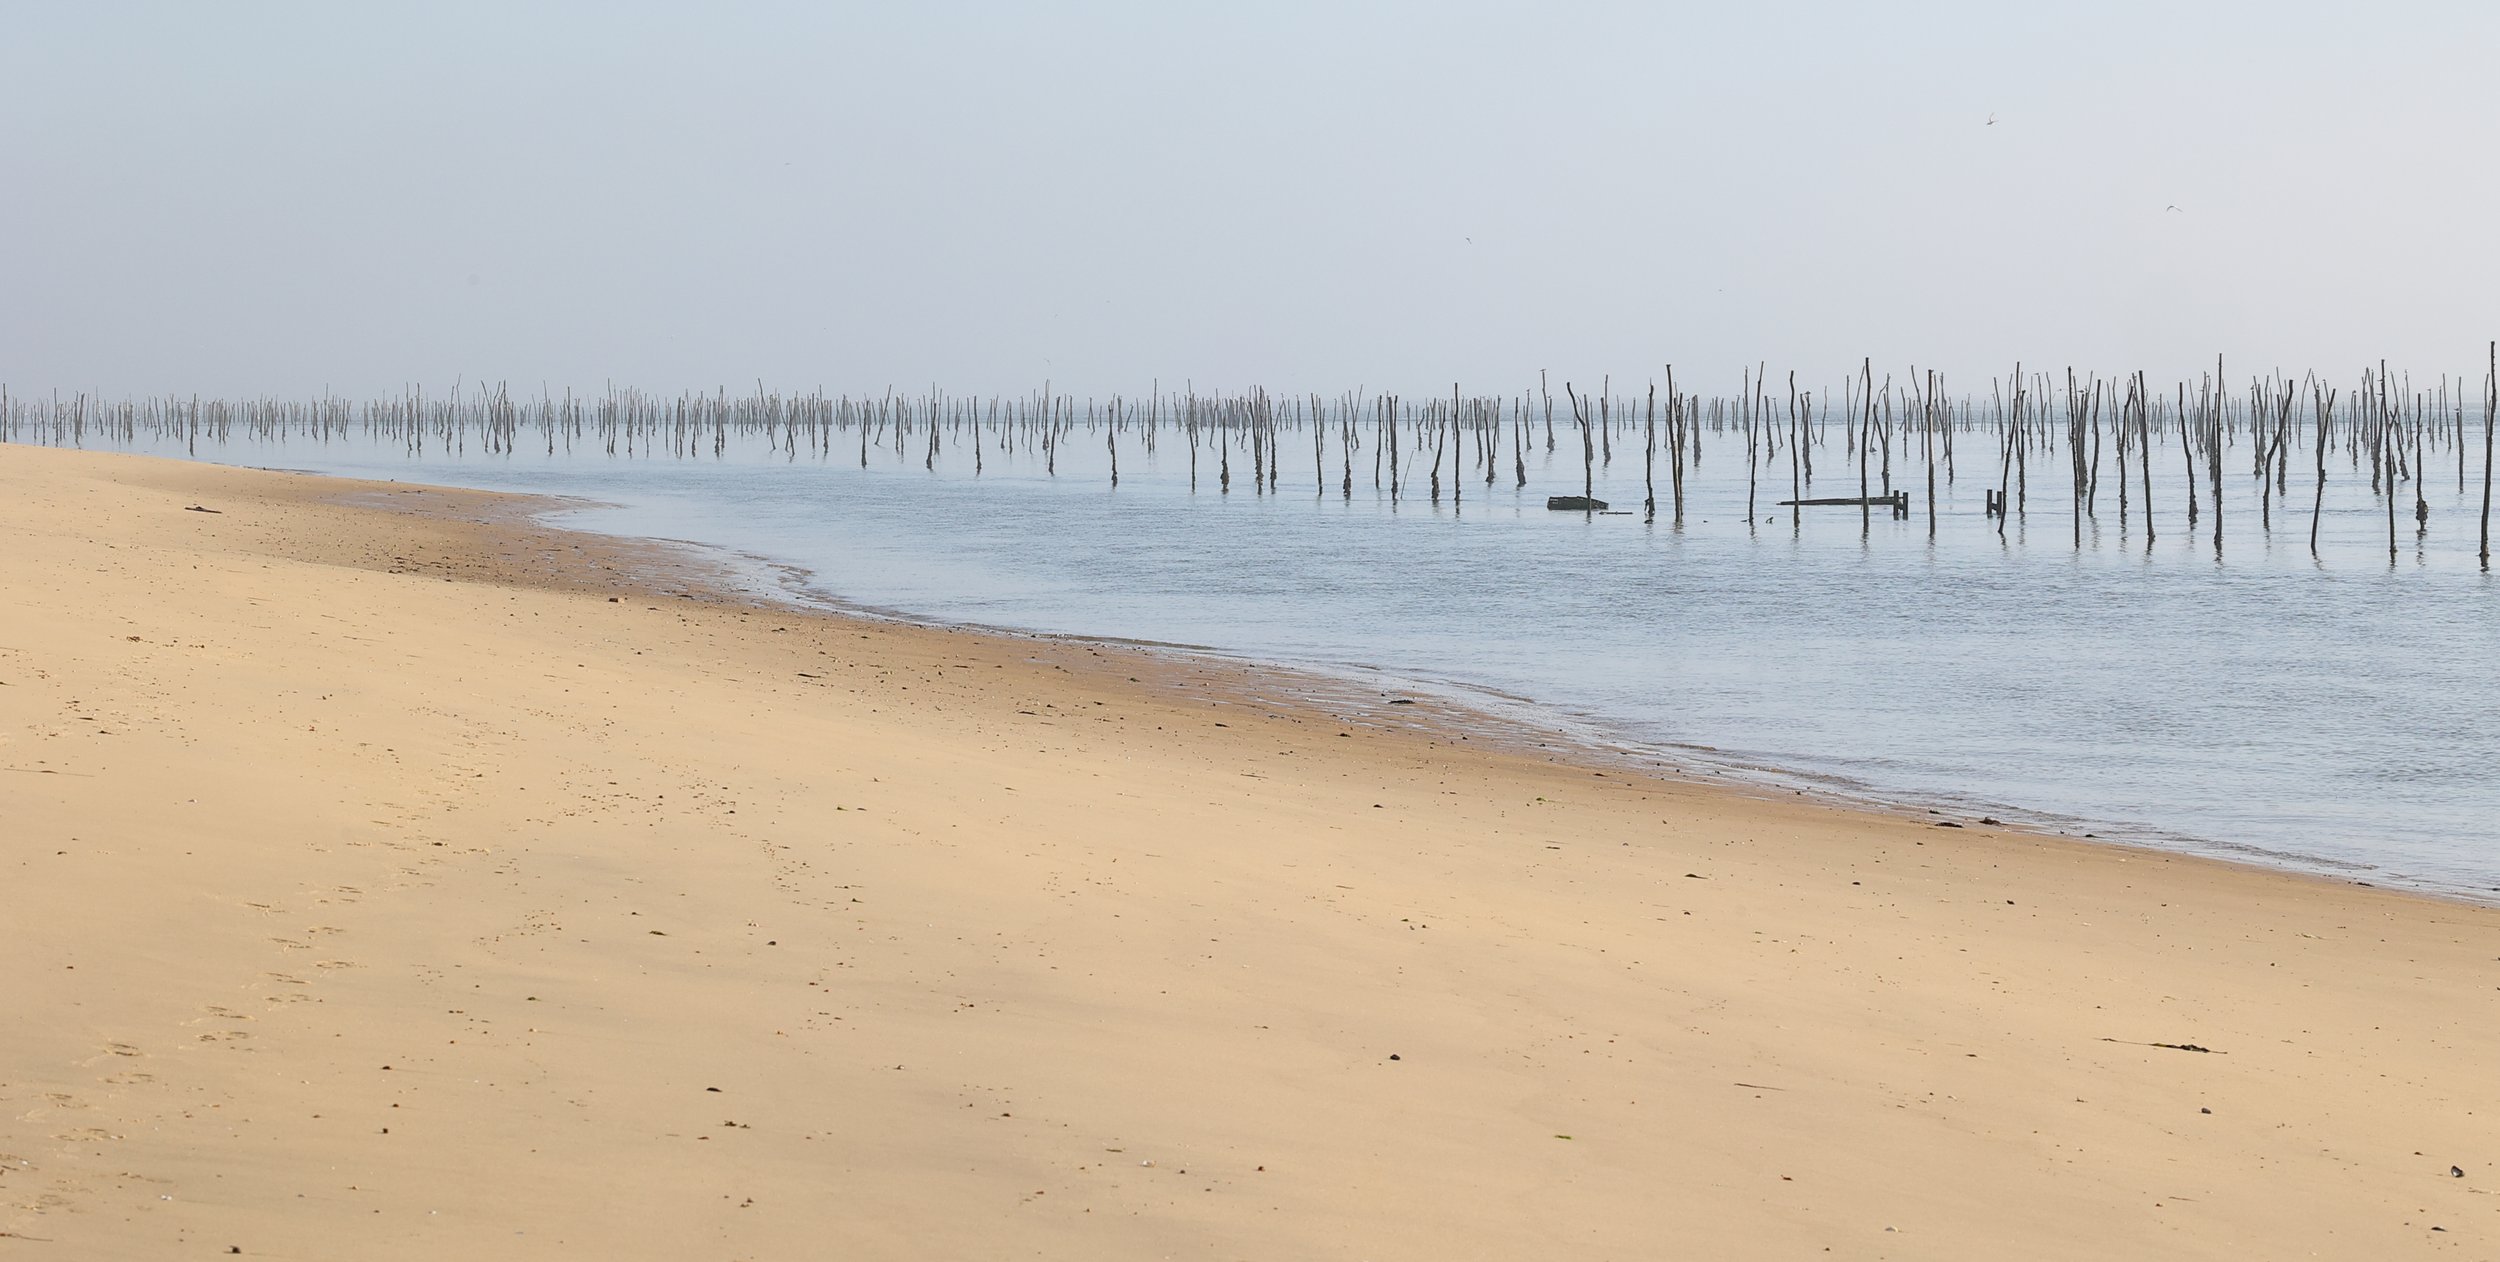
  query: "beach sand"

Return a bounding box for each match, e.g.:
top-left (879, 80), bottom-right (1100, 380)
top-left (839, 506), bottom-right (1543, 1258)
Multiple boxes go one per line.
top-left (3, 442), bottom-right (2493, 1259)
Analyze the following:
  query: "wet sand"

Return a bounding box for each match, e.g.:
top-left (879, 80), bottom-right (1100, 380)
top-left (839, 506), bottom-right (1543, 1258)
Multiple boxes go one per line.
top-left (3, 441), bottom-right (2494, 1260)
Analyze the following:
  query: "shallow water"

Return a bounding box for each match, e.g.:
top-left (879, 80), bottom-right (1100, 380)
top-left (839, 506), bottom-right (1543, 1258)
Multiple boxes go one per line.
top-left (31, 417), bottom-right (2500, 898)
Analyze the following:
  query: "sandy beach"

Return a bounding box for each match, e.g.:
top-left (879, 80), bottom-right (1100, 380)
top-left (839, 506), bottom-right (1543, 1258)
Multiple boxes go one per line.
top-left (2, 441), bottom-right (2494, 1260)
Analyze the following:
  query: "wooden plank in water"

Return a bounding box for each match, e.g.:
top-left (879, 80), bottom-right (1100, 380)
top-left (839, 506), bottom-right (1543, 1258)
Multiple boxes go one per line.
top-left (1781, 491), bottom-right (1912, 519)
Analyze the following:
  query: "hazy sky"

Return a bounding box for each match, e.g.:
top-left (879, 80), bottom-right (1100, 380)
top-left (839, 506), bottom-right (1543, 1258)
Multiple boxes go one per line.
top-left (7, 2), bottom-right (2498, 398)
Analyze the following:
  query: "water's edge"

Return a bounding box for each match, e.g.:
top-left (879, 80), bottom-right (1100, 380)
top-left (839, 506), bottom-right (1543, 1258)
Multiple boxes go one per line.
top-left (360, 469), bottom-right (2494, 910)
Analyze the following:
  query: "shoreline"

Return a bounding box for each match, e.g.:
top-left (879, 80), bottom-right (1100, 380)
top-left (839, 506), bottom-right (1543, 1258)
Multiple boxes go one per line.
top-left (508, 463), bottom-right (2490, 907)
top-left (11, 436), bottom-right (2482, 902)
top-left (6, 442), bottom-right (2497, 1259)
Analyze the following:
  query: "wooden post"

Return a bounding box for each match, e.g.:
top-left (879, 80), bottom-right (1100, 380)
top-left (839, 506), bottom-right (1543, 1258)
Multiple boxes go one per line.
top-left (1859, 357), bottom-right (1874, 535)
top-left (1924, 370), bottom-right (1938, 538)
top-left (1667, 365), bottom-right (1685, 525)
top-left (2311, 383), bottom-right (2333, 555)
top-left (1643, 383), bottom-right (1657, 523)
top-left (2384, 402), bottom-right (2399, 563)
top-left (1564, 382), bottom-right (1596, 511)
top-left (1541, 369), bottom-right (1555, 452)
top-left (2483, 341), bottom-right (2495, 568)
top-left (1996, 367), bottom-right (2018, 538)
top-left (1750, 364), bottom-right (1770, 522)
top-left (1788, 372), bottom-right (1803, 528)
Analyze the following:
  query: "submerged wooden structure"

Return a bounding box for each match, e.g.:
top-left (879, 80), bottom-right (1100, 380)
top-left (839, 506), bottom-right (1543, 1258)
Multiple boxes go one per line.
top-left (5, 346), bottom-right (2495, 566)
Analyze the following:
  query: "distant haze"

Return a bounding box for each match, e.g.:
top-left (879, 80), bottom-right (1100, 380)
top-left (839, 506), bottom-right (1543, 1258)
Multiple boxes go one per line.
top-left (7, 1), bottom-right (2499, 398)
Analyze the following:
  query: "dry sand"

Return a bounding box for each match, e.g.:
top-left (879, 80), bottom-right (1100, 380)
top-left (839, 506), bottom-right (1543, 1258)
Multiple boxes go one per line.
top-left (3, 442), bottom-right (2495, 1260)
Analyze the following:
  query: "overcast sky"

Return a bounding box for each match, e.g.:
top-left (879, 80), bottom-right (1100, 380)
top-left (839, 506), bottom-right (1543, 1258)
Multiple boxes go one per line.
top-left (7, 1), bottom-right (2498, 398)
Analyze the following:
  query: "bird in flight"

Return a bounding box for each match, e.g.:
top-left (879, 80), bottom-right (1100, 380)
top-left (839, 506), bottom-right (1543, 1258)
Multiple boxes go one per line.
top-left (1986, 113), bottom-right (1997, 126)
top-left (2165, 204), bottom-right (2182, 213)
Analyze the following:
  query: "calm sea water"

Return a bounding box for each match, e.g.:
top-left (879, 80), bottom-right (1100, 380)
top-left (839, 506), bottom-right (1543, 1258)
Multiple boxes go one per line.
top-left (35, 418), bottom-right (2500, 898)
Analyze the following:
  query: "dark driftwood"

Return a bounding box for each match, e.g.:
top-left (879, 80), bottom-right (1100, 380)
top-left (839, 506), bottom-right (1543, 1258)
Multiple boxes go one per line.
top-left (1547, 495), bottom-right (1608, 511)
